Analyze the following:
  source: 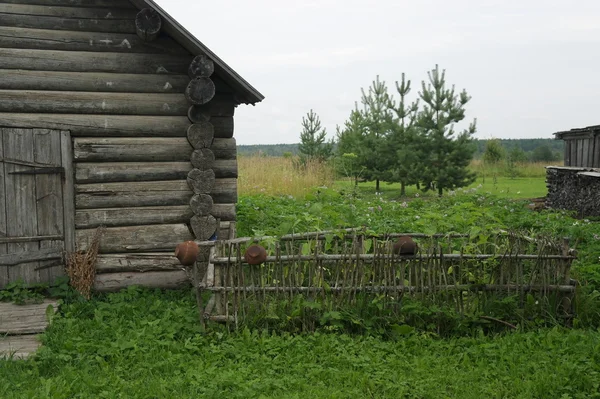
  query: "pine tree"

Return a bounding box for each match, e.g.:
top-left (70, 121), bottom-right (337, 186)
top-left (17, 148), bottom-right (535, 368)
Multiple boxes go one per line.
top-left (335, 108), bottom-right (366, 186)
top-left (387, 73), bottom-right (421, 196)
top-left (359, 76), bottom-right (393, 192)
top-left (417, 65), bottom-right (477, 196)
top-left (298, 109), bottom-right (333, 163)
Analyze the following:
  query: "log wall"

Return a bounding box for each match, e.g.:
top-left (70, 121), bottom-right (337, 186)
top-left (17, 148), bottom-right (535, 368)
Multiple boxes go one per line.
top-left (0, 0), bottom-right (239, 291)
top-left (545, 166), bottom-right (600, 217)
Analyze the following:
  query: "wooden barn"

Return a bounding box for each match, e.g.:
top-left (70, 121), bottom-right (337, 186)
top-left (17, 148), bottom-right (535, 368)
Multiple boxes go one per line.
top-left (555, 125), bottom-right (600, 168)
top-left (546, 125), bottom-right (600, 217)
top-left (0, 0), bottom-right (264, 291)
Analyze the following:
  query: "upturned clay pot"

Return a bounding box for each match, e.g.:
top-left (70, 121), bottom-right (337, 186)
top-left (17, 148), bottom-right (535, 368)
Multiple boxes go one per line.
top-left (175, 241), bottom-right (199, 266)
top-left (392, 235), bottom-right (418, 255)
top-left (244, 244), bottom-right (267, 265)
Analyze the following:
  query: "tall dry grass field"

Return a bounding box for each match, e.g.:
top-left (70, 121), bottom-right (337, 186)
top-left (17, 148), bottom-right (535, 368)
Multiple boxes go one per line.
top-left (238, 155), bottom-right (335, 196)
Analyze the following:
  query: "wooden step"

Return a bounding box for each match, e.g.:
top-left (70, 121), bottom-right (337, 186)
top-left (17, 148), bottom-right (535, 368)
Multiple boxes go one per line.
top-left (0, 299), bottom-right (58, 334)
top-left (0, 334), bottom-right (42, 359)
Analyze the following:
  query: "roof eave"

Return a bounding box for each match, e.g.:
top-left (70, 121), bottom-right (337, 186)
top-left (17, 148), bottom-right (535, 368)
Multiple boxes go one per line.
top-left (129, 0), bottom-right (264, 105)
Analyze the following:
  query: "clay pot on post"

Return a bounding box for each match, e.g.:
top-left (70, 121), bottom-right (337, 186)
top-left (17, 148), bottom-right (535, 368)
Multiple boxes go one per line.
top-left (175, 241), bottom-right (199, 266)
top-left (244, 244), bottom-right (267, 265)
top-left (392, 235), bottom-right (418, 255)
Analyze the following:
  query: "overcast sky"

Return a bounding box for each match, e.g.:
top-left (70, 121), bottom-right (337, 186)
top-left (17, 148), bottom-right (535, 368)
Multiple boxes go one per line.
top-left (160, 0), bottom-right (600, 145)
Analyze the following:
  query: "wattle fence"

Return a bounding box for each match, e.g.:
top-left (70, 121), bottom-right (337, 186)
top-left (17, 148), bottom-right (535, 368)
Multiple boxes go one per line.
top-left (192, 229), bottom-right (576, 330)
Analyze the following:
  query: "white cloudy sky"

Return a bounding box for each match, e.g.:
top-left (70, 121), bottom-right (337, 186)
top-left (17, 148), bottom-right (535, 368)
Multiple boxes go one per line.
top-left (160, 0), bottom-right (600, 145)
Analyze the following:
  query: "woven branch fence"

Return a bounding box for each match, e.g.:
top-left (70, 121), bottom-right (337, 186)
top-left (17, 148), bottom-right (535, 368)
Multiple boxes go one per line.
top-left (194, 229), bottom-right (576, 330)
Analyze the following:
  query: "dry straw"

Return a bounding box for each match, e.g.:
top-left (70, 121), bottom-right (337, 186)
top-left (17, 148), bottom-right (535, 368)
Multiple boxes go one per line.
top-left (65, 227), bottom-right (104, 299)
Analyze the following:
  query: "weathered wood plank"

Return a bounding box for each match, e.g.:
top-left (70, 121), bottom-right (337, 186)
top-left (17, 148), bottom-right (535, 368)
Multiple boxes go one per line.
top-left (594, 135), bottom-right (600, 168)
top-left (61, 131), bottom-right (76, 253)
top-left (95, 253), bottom-right (183, 273)
top-left (0, 0), bottom-right (135, 7)
top-left (75, 179), bottom-right (237, 208)
top-left (0, 48), bottom-right (192, 74)
top-left (0, 70), bottom-right (190, 93)
top-left (0, 300), bottom-right (58, 335)
top-left (0, 113), bottom-right (190, 137)
top-left (76, 223), bottom-right (193, 253)
top-left (75, 205), bottom-right (193, 228)
top-left (0, 334), bottom-right (42, 360)
top-left (0, 26), bottom-right (187, 54)
top-left (564, 140), bottom-right (570, 166)
top-left (75, 160), bottom-right (237, 183)
top-left (0, 4), bottom-right (138, 19)
top-left (570, 139), bottom-right (577, 168)
top-left (582, 138), bottom-right (590, 168)
top-left (73, 137), bottom-right (236, 161)
top-left (0, 247), bottom-right (63, 266)
top-left (577, 139), bottom-right (584, 167)
top-left (33, 129), bottom-right (64, 282)
top-left (94, 270), bottom-right (190, 292)
top-left (0, 13), bottom-right (135, 34)
top-left (0, 129), bottom-right (7, 287)
top-left (0, 90), bottom-right (189, 116)
top-left (3, 129), bottom-right (39, 284)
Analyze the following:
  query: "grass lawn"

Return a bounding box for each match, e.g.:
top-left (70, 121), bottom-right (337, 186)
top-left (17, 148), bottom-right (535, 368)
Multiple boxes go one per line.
top-left (2, 289), bottom-right (600, 398)
top-left (332, 176), bottom-right (547, 200)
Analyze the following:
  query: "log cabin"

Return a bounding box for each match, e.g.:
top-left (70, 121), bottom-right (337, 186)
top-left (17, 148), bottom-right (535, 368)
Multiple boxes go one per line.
top-left (0, 0), bottom-right (264, 291)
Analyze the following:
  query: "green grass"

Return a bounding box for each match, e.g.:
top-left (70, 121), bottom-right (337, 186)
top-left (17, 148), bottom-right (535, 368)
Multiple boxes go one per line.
top-left (2, 288), bottom-right (600, 398)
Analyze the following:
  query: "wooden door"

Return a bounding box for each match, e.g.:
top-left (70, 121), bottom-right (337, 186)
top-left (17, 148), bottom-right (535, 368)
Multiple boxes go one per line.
top-left (0, 128), bottom-right (75, 288)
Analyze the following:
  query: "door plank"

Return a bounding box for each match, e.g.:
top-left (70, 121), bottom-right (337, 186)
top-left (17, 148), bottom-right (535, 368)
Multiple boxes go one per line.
top-left (34, 129), bottom-right (65, 282)
top-left (0, 129), bottom-right (7, 287)
top-left (3, 128), bottom-right (39, 284)
top-left (61, 131), bottom-right (75, 254)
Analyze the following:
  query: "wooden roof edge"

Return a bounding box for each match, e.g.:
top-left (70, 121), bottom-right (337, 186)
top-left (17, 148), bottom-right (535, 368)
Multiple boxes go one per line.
top-left (553, 125), bottom-right (600, 139)
top-left (129, 0), bottom-right (265, 105)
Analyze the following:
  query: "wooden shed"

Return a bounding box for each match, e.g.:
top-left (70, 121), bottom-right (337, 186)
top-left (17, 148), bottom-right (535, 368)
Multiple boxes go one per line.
top-left (0, 0), bottom-right (264, 291)
top-left (554, 125), bottom-right (600, 168)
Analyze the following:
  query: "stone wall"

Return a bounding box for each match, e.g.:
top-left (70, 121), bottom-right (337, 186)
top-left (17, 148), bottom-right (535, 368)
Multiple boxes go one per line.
top-left (546, 166), bottom-right (600, 217)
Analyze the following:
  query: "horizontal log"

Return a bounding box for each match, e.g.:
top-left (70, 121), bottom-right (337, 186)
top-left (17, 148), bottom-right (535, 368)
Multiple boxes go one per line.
top-left (94, 270), bottom-right (190, 292)
top-left (75, 179), bottom-right (237, 208)
top-left (0, 48), bottom-right (192, 74)
top-left (75, 203), bottom-right (236, 229)
top-left (0, 234), bottom-right (63, 244)
top-left (74, 137), bottom-right (191, 162)
top-left (188, 96), bottom-right (236, 121)
top-left (0, 26), bottom-right (188, 54)
top-left (0, 113), bottom-right (189, 137)
top-left (210, 117), bottom-right (234, 139)
top-left (0, 114), bottom-right (239, 138)
top-left (0, 13), bottom-right (135, 34)
top-left (73, 137), bottom-right (236, 161)
top-left (75, 205), bottom-right (193, 229)
top-left (75, 160), bottom-right (237, 183)
top-left (0, 90), bottom-right (189, 116)
top-left (0, 0), bottom-right (135, 8)
top-left (76, 223), bottom-right (193, 253)
top-left (0, 3), bottom-right (137, 18)
top-left (185, 77), bottom-right (215, 105)
top-left (188, 55), bottom-right (214, 79)
top-left (135, 8), bottom-right (161, 42)
top-left (95, 253), bottom-right (184, 273)
top-left (0, 70), bottom-right (189, 93)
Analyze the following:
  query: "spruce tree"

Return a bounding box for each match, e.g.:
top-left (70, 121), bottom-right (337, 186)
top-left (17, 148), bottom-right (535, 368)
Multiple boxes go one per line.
top-left (298, 109), bottom-right (333, 163)
top-left (417, 65), bottom-right (477, 196)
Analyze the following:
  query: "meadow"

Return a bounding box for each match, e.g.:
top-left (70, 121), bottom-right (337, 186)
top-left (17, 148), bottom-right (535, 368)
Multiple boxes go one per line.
top-left (2, 155), bottom-right (600, 398)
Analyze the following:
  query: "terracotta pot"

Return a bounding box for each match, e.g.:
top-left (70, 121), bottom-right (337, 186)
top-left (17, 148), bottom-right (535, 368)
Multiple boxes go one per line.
top-left (175, 241), bottom-right (199, 266)
top-left (244, 244), bottom-right (267, 265)
top-left (393, 236), bottom-right (418, 255)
